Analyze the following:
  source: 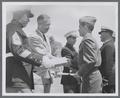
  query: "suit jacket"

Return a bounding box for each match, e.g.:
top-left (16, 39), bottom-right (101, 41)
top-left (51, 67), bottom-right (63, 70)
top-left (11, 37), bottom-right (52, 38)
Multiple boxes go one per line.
top-left (99, 39), bottom-right (115, 85)
top-left (61, 43), bottom-right (79, 85)
top-left (29, 29), bottom-right (52, 79)
top-left (6, 20), bottom-right (43, 89)
top-left (78, 33), bottom-right (101, 77)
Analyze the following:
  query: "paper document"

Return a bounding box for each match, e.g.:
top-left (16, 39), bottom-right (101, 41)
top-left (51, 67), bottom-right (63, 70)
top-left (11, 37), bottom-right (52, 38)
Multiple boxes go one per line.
top-left (42, 56), bottom-right (68, 68)
top-left (50, 57), bottom-right (68, 65)
top-left (57, 72), bottom-right (76, 76)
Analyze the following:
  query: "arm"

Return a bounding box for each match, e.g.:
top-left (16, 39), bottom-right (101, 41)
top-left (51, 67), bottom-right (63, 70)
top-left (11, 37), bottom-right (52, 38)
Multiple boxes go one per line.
top-left (78, 39), bottom-right (97, 76)
top-left (61, 47), bottom-right (78, 70)
top-left (61, 47), bottom-right (72, 59)
top-left (29, 37), bottom-right (68, 68)
top-left (29, 37), bottom-right (48, 55)
top-left (10, 31), bottom-right (43, 66)
top-left (71, 52), bottom-right (79, 70)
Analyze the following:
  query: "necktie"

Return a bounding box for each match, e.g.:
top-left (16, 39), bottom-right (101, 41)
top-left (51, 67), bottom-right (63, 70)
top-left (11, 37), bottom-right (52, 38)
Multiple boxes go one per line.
top-left (43, 34), bottom-right (47, 42)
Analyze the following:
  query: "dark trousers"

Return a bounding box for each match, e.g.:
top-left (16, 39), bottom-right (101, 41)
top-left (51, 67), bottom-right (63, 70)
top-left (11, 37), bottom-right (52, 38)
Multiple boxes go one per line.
top-left (63, 84), bottom-right (80, 93)
top-left (103, 85), bottom-right (115, 93)
top-left (6, 83), bottom-right (32, 93)
top-left (6, 57), bottom-right (34, 92)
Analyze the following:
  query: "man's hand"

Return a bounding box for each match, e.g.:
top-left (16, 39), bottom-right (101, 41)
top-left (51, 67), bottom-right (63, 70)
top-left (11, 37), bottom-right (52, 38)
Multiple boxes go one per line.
top-left (72, 71), bottom-right (82, 84)
top-left (63, 58), bottom-right (71, 67)
top-left (72, 71), bottom-right (80, 78)
top-left (53, 58), bottom-right (71, 68)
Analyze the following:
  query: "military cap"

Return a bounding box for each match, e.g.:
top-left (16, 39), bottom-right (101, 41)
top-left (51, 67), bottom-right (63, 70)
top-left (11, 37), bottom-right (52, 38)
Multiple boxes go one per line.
top-left (64, 31), bottom-right (79, 38)
top-left (98, 26), bottom-right (114, 35)
top-left (13, 9), bottom-right (34, 20)
top-left (79, 16), bottom-right (97, 26)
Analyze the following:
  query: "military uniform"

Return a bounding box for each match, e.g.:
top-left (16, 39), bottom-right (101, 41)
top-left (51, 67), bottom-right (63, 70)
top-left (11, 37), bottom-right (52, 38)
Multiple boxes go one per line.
top-left (98, 27), bottom-right (115, 93)
top-left (61, 43), bottom-right (80, 93)
top-left (78, 33), bottom-right (102, 93)
top-left (78, 16), bottom-right (102, 93)
top-left (6, 19), bottom-right (43, 92)
top-left (61, 31), bottom-right (80, 93)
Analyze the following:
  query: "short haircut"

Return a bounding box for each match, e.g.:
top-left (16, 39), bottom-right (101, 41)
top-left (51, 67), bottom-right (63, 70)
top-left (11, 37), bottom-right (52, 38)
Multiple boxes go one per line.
top-left (80, 22), bottom-right (94, 32)
top-left (37, 14), bottom-right (50, 22)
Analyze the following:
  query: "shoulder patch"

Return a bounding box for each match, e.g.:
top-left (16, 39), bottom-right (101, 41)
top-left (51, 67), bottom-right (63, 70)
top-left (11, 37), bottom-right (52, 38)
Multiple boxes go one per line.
top-left (12, 32), bottom-right (22, 45)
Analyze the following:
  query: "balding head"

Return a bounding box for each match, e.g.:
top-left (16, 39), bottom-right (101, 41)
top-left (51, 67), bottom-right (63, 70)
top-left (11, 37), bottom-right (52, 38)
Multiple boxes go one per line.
top-left (37, 14), bottom-right (50, 23)
top-left (37, 14), bottom-right (51, 34)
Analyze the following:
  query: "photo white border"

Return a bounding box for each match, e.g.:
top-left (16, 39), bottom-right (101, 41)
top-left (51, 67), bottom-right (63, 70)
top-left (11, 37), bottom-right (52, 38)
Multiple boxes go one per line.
top-left (2, 2), bottom-right (118, 96)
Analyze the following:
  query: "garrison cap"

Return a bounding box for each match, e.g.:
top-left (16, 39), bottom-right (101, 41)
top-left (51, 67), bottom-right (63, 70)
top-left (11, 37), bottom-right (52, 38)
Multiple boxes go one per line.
top-left (98, 26), bottom-right (114, 35)
top-left (13, 9), bottom-right (34, 20)
top-left (79, 16), bottom-right (97, 26)
top-left (64, 31), bottom-right (79, 38)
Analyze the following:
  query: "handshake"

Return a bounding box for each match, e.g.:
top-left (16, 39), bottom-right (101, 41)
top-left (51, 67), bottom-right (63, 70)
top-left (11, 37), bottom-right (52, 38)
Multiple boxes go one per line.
top-left (42, 55), bottom-right (71, 69)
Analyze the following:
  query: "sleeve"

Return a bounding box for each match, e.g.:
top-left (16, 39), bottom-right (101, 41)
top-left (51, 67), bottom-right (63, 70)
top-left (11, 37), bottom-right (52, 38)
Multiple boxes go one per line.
top-left (71, 52), bottom-right (79, 70)
top-left (61, 47), bottom-right (79, 71)
top-left (78, 39), bottom-right (97, 76)
top-left (61, 48), bottom-right (72, 59)
top-left (29, 37), bottom-right (46, 54)
top-left (104, 45), bottom-right (114, 78)
top-left (11, 32), bottom-right (43, 66)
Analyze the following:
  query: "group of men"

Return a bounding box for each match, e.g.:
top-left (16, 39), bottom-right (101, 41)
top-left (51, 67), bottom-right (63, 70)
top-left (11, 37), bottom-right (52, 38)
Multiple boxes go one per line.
top-left (6, 9), bottom-right (115, 93)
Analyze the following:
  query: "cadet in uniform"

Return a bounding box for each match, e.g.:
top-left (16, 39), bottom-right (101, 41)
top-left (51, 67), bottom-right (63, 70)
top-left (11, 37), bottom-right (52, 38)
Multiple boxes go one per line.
top-left (98, 27), bottom-right (115, 93)
top-left (6, 10), bottom-right (43, 93)
top-left (76, 16), bottom-right (102, 93)
top-left (61, 31), bottom-right (80, 93)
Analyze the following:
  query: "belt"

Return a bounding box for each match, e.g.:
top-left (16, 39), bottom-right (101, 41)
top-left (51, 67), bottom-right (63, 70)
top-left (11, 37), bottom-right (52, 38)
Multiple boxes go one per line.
top-left (91, 67), bottom-right (98, 72)
top-left (6, 52), bottom-right (13, 58)
top-left (84, 67), bottom-right (99, 78)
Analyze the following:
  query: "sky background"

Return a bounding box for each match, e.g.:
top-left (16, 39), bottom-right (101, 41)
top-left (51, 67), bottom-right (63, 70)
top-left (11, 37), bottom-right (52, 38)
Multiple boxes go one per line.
top-left (4, 2), bottom-right (118, 51)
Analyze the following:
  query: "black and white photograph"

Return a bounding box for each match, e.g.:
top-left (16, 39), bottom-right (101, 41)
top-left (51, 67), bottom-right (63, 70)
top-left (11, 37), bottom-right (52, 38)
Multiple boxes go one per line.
top-left (2, 2), bottom-right (118, 96)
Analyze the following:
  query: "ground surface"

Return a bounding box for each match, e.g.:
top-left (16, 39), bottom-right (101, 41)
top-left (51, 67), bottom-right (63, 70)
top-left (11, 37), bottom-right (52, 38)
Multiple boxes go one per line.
top-left (33, 73), bottom-right (63, 93)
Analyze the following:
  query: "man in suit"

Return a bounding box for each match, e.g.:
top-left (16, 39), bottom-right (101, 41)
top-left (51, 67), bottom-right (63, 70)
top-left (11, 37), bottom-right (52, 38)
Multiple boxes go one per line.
top-left (61, 31), bottom-right (80, 93)
top-left (30, 14), bottom-right (52, 93)
top-left (98, 27), bottom-right (115, 93)
top-left (75, 16), bottom-right (102, 93)
top-left (6, 9), bottom-right (43, 93)
top-left (29, 14), bottom-right (70, 93)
